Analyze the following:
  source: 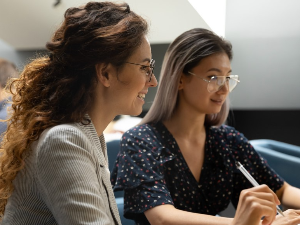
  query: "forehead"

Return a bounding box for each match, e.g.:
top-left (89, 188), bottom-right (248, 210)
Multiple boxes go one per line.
top-left (127, 36), bottom-right (151, 62)
top-left (195, 53), bottom-right (231, 72)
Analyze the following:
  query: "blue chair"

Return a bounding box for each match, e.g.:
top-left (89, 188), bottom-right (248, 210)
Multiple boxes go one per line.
top-left (250, 139), bottom-right (300, 188)
top-left (106, 139), bottom-right (122, 173)
top-left (107, 139), bottom-right (134, 223)
top-left (106, 139), bottom-right (124, 199)
top-left (250, 139), bottom-right (300, 158)
top-left (115, 197), bottom-right (135, 225)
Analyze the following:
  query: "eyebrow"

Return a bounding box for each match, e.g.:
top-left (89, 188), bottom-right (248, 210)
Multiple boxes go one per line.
top-left (207, 68), bottom-right (232, 73)
top-left (141, 58), bottom-right (151, 63)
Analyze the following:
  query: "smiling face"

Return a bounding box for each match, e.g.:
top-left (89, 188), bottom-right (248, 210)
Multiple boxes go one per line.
top-left (107, 36), bottom-right (158, 116)
top-left (178, 52), bottom-right (231, 115)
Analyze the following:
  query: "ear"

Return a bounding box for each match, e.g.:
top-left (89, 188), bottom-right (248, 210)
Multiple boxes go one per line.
top-left (178, 74), bottom-right (185, 90)
top-left (95, 63), bottom-right (114, 87)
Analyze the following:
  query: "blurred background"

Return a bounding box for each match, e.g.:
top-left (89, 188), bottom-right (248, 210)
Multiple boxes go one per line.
top-left (1, 0), bottom-right (300, 145)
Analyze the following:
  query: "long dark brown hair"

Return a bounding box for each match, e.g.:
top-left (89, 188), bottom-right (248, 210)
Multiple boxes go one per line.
top-left (0, 1), bottom-right (148, 217)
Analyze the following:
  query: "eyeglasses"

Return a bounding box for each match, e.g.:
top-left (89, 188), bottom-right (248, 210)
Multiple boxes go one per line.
top-left (188, 71), bottom-right (240, 93)
top-left (124, 59), bottom-right (155, 82)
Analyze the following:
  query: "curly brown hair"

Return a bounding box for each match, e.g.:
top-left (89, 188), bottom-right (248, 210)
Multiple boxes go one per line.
top-left (0, 1), bottom-right (148, 217)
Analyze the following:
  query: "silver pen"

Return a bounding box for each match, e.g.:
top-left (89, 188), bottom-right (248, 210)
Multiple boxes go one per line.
top-left (236, 161), bottom-right (285, 217)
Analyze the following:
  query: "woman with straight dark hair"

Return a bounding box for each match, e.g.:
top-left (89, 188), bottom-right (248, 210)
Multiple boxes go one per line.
top-left (111, 28), bottom-right (300, 224)
top-left (0, 2), bottom-right (158, 224)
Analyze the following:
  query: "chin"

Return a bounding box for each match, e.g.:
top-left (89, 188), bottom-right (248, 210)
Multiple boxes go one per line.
top-left (131, 111), bottom-right (143, 117)
top-left (208, 109), bottom-right (222, 115)
top-left (127, 108), bottom-right (143, 117)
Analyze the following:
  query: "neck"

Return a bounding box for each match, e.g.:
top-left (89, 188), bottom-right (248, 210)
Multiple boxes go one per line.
top-left (163, 106), bottom-right (206, 140)
top-left (88, 105), bottom-right (117, 137)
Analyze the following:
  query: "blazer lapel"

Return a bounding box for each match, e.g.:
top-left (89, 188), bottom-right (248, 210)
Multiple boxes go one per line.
top-left (78, 116), bottom-right (121, 225)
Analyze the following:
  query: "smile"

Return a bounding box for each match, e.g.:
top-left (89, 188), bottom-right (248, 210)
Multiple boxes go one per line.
top-left (211, 99), bottom-right (223, 104)
top-left (137, 93), bottom-right (145, 100)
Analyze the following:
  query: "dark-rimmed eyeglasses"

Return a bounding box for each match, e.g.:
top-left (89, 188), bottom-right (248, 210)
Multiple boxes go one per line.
top-left (125, 59), bottom-right (155, 82)
top-left (188, 71), bottom-right (240, 93)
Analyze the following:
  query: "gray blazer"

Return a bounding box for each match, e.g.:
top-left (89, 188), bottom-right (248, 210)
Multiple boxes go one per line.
top-left (2, 118), bottom-right (121, 225)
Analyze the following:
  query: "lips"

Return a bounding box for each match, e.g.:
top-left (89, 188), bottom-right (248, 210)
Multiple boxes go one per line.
top-left (211, 99), bottom-right (224, 104)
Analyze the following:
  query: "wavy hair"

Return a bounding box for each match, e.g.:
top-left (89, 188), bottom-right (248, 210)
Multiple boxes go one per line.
top-left (142, 28), bottom-right (232, 126)
top-left (0, 1), bottom-right (148, 217)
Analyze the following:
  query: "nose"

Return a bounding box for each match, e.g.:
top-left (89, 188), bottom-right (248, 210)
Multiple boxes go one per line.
top-left (216, 81), bottom-right (229, 94)
top-left (148, 73), bottom-right (158, 87)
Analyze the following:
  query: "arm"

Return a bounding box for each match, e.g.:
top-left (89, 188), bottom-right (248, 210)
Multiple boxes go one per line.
top-left (145, 185), bottom-right (280, 225)
top-left (276, 182), bottom-right (300, 210)
top-left (145, 205), bottom-right (232, 225)
top-left (228, 128), bottom-right (300, 224)
top-left (263, 182), bottom-right (300, 225)
top-left (36, 126), bottom-right (112, 225)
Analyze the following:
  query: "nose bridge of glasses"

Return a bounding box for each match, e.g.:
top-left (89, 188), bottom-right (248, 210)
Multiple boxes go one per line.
top-left (208, 75), bottom-right (239, 93)
top-left (216, 76), bottom-right (227, 85)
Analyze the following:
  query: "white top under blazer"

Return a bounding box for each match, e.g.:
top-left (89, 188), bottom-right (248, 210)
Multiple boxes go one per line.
top-left (2, 116), bottom-right (121, 225)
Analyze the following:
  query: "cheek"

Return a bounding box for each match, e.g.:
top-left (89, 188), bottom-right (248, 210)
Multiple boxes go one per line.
top-left (183, 85), bottom-right (207, 105)
top-left (189, 82), bottom-right (208, 98)
top-left (131, 76), bottom-right (146, 89)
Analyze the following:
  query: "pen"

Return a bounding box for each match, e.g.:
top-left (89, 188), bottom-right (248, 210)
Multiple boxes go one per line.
top-left (235, 161), bottom-right (285, 217)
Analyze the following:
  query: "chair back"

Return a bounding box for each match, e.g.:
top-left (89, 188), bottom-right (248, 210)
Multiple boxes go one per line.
top-left (106, 139), bottom-right (124, 199)
top-left (250, 139), bottom-right (300, 188)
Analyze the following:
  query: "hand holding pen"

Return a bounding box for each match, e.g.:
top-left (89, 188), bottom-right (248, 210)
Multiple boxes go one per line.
top-left (232, 185), bottom-right (283, 225)
top-left (236, 161), bottom-right (285, 217)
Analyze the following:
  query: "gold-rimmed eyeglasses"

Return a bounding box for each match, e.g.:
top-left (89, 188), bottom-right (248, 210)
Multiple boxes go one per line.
top-left (125, 59), bottom-right (155, 82)
top-left (188, 71), bottom-right (240, 93)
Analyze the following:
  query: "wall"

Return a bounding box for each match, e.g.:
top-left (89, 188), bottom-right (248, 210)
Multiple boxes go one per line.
top-left (2, 0), bottom-right (300, 146)
top-left (143, 44), bottom-right (169, 110)
top-left (0, 39), bottom-right (48, 70)
top-left (0, 40), bottom-right (21, 66)
top-left (224, 0), bottom-right (300, 146)
top-left (226, 0), bottom-right (300, 109)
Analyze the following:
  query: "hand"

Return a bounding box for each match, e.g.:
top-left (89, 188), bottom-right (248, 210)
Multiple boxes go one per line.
top-left (231, 185), bottom-right (281, 225)
top-left (272, 209), bottom-right (300, 225)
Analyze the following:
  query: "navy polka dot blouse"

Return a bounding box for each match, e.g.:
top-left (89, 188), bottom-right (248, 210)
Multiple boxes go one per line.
top-left (111, 122), bottom-right (284, 225)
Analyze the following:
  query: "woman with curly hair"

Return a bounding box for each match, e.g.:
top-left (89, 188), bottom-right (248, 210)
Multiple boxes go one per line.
top-left (0, 1), bottom-right (157, 224)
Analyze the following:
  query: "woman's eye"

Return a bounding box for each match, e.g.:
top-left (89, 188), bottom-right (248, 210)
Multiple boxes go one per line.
top-left (141, 66), bottom-right (150, 74)
top-left (209, 76), bottom-right (218, 81)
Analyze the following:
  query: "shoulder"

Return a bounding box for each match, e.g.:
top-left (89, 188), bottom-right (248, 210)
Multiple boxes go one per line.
top-left (34, 123), bottom-right (94, 157)
top-left (208, 124), bottom-right (248, 143)
top-left (118, 122), bottom-right (174, 164)
top-left (121, 122), bottom-right (162, 142)
top-left (123, 123), bottom-right (158, 135)
top-left (112, 123), bottom-right (175, 189)
top-left (39, 123), bottom-right (88, 143)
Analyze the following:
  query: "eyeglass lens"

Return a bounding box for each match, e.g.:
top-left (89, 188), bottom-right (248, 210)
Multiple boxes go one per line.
top-left (208, 76), bottom-right (238, 93)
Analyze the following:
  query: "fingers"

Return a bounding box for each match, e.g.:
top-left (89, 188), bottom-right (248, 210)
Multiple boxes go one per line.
top-left (244, 194), bottom-right (277, 225)
top-left (286, 209), bottom-right (300, 215)
top-left (255, 202), bottom-right (277, 225)
top-left (272, 209), bottom-right (300, 225)
top-left (234, 185), bottom-right (280, 225)
top-left (246, 184), bottom-right (281, 205)
top-left (236, 186), bottom-right (300, 225)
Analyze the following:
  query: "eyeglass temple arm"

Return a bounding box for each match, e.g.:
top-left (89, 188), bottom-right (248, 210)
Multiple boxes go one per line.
top-left (231, 78), bottom-right (240, 83)
top-left (229, 75), bottom-right (240, 83)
